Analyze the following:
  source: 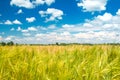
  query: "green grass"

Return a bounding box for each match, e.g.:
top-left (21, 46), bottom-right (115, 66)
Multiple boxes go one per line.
top-left (0, 45), bottom-right (120, 80)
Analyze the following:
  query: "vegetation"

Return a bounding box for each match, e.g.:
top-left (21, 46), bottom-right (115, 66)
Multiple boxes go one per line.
top-left (0, 45), bottom-right (120, 80)
top-left (0, 42), bottom-right (6, 46)
top-left (0, 41), bottom-right (14, 46)
top-left (6, 41), bottom-right (14, 46)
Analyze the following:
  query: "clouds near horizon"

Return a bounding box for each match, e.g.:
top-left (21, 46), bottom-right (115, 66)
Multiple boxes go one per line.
top-left (0, 0), bottom-right (120, 44)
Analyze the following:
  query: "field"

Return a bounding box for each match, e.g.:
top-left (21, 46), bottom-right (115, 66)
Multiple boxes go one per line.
top-left (0, 45), bottom-right (120, 80)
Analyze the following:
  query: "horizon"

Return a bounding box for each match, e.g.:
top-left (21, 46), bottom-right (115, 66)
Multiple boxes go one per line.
top-left (0, 0), bottom-right (120, 44)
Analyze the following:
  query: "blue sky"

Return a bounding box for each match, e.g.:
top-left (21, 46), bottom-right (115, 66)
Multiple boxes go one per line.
top-left (0, 0), bottom-right (120, 44)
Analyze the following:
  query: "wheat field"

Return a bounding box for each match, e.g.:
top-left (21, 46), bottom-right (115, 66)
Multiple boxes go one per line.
top-left (0, 45), bottom-right (120, 80)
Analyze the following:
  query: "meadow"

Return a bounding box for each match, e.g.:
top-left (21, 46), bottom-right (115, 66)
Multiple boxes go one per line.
top-left (0, 45), bottom-right (120, 80)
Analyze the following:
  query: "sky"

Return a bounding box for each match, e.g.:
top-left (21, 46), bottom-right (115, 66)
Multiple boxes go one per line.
top-left (0, 0), bottom-right (120, 44)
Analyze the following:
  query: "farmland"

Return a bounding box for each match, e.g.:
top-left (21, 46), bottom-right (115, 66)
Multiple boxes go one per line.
top-left (0, 45), bottom-right (120, 80)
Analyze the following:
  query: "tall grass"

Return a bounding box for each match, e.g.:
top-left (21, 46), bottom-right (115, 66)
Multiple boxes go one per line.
top-left (0, 45), bottom-right (120, 80)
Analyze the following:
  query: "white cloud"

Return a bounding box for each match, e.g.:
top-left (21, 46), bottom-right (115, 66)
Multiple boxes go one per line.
top-left (4, 20), bottom-right (13, 25)
top-left (59, 11), bottom-right (120, 33)
top-left (77, 0), bottom-right (108, 12)
top-left (87, 12), bottom-right (120, 28)
top-left (37, 26), bottom-right (48, 30)
top-left (35, 33), bottom-right (43, 37)
top-left (5, 36), bottom-right (15, 41)
top-left (17, 26), bottom-right (22, 31)
top-left (34, 32), bottom-right (73, 43)
top-left (44, 0), bottom-right (55, 5)
top-left (97, 13), bottom-right (112, 22)
top-left (21, 30), bottom-right (29, 33)
top-left (28, 27), bottom-right (37, 31)
top-left (48, 25), bottom-right (56, 29)
top-left (4, 9), bottom-right (120, 44)
top-left (116, 9), bottom-right (120, 15)
top-left (32, 0), bottom-right (55, 6)
top-left (73, 31), bottom-right (118, 43)
top-left (17, 9), bottom-right (23, 14)
top-left (10, 0), bottom-right (34, 9)
top-left (61, 31), bottom-right (70, 36)
top-left (32, 0), bottom-right (44, 5)
top-left (10, 28), bottom-right (15, 31)
top-left (62, 24), bottom-right (74, 28)
top-left (26, 17), bottom-right (36, 23)
top-left (39, 8), bottom-right (64, 22)
top-left (10, 0), bottom-right (55, 9)
top-left (74, 31), bottom-right (108, 39)
top-left (49, 10), bottom-right (120, 43)
top-left (13, 19), bottom-right (22, 24)
top-left (17, 26), bottom-right (37, 33)
top-left (22, 33), bottom-right (31, 36)
top-left (4, 19), bottom-right (22, 25)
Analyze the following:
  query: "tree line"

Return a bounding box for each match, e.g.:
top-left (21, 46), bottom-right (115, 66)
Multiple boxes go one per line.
top-left (0, 41), bottom-right (120, 46)
top-left (0, 41), bottom-right (14, 46)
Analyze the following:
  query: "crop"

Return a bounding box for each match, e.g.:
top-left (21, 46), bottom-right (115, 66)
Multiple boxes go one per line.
top-left (0, 45), bottom-right (120, 80)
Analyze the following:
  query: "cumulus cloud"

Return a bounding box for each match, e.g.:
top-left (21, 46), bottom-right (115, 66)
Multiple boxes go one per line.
top-left (74, 31), bottom-right (115, 39)
top-left (88, 12), bottom-right (120, 28)
top-left (60, 11), bottom-right (120, 33)
top-left (22, 33), bottom-right (31, 36)
top-left (32, 0), bottom-right (55, 6)
top-left (39, 8), bottom-right (64, 22)
top-left (17, 26), bottom-right (37, 33)
top-left (10, 0), bottom-right (55, 9)
top-left (61, 31), bottom-right (71, 36)
top-left (17, 9), bottom-right (23, 14)
top-left (77, 0), bottom-right (108, 12)
top-left (10, 28), bottom-right (15, 31)
top-left (116, 9), bottom-right (120, 15)
top-left (34, 32), bottom-right (74, 43)
top-left (28, 27), bottom-right (37, 31)
top-left (21, 30), bottom-right (29, 33)
top-left (10, 0), bottom-right (34, 9)
top-left (45, 10), bottom-right (120, 43)
top-left (4, 20), bottom-right (13, 25)
top-left (48, 25), bottom-right (56, 29)
top-left (4, 19), bottom-right (22, 25)
top-left (3, 9), bottom-right (120, 44)
top-left (13, 19), bottom-right (22, 24)
top-left (97, 13), bottom-right (112, 22)
top-left (5, 36), bottom-right (15, 41)
top-left (26, 17), bottom-right (36, 23)
top-left (17, 26), bottom-right (22, 31)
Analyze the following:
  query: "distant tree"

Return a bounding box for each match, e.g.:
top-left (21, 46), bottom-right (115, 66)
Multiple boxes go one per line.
top-left (60, 43), bottom-right (67, 46)
top-left (56, 42), bottom-right (59, 45)
top-left (0, 42), bottom-right (6, 46)
top-left (15, 43), bottom-right (19, 46)
top-left (7, 41), bottom-right (14, 46)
